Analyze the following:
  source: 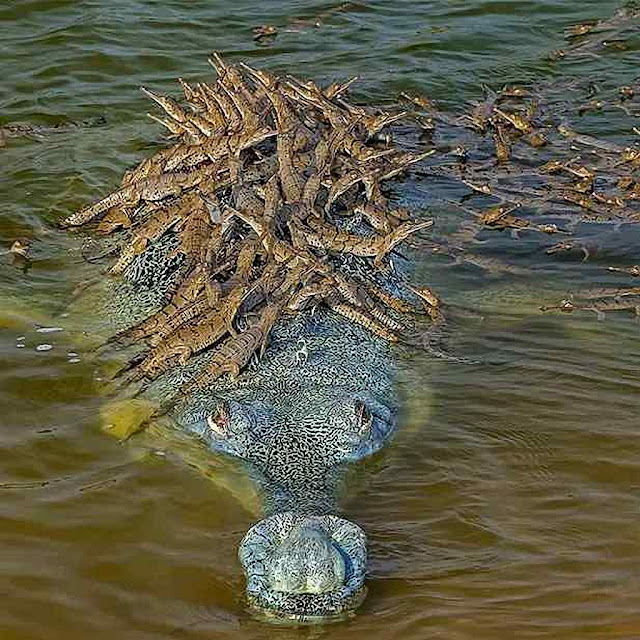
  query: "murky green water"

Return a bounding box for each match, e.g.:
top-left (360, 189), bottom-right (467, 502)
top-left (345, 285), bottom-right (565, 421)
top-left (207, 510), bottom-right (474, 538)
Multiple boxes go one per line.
top-left (2, 2), bottom-right (639, 638)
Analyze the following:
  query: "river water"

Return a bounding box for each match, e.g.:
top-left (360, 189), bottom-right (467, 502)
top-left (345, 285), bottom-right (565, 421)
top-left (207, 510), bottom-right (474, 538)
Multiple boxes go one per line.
top-left (1, 1), bottom-right (639, 638)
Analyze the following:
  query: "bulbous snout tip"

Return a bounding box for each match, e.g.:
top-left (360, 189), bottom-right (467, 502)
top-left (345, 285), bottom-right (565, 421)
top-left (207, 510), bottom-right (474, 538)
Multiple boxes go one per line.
top-left (238, 512), bottom-right (367, 623)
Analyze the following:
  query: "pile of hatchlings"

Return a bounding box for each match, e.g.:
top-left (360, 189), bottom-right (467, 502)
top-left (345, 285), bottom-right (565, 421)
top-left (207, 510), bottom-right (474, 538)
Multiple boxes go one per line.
top-left (62, 49), bottom-right (640, 406)
top-left (62, 54), bottom-right (442, 399)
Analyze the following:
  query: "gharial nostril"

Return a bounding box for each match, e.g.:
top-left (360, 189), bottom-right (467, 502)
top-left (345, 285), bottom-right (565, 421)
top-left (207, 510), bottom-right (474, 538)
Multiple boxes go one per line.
top-left (266, 526), bottom-right (346, 594)
top-left (239, 512), bottom-right (368, 621)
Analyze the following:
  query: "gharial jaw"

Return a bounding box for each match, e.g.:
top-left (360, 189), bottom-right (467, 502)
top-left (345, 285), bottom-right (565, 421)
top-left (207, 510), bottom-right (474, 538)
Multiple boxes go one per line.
top-left (238, 512), bottom-right (367, 623)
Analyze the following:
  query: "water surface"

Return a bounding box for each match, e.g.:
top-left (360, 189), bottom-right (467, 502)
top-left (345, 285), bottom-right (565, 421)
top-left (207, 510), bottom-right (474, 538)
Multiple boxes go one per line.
top-left (1, 1), bottom-right (639, 638)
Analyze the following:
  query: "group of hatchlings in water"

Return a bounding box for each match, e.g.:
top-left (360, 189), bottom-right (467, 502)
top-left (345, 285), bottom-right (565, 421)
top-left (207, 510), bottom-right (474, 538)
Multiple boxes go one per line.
top-left (57, 53), bottom-right (640, 408)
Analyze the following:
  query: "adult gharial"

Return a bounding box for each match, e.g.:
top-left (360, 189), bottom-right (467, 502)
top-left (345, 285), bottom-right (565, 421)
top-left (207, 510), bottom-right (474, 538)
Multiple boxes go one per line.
top-left (62, 54), bottom-right (442, 622)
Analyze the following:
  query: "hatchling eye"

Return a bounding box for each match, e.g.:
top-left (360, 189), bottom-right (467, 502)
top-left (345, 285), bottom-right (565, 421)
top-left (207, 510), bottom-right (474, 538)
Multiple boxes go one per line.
top-left (354, 400), bottom-right (373, 436)
top-left (207, 400), bottom-right (230, 437)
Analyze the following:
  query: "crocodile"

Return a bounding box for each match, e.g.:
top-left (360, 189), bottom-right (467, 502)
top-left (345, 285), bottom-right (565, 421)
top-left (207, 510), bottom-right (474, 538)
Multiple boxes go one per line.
top-left (0, 115), bottom-right (107, 147)
top-left (62, 56), bottom-right (437, 623)
top-left (59, 39), bottom-right (640, 622)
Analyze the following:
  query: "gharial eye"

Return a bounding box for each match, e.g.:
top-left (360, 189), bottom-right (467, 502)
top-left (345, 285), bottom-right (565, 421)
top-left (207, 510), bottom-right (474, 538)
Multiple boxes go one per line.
top-left (207, 400), bottom-right (230, 437)
top-left (354, 400), bottom-right (373, 437)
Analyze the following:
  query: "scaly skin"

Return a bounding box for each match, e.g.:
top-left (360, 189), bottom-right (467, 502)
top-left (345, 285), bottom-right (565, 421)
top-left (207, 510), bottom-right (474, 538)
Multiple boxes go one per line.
top-left (147, 293), bottom-right (212, 344)
top-left (64, 57), bottom-right (640, 625)
top-left (96, 205), bottom-right (132, 234)
top-left (121, 144), bottom-right (183, 186)
top-left (163, 125), bottom-right (275, 173)
top-left (209, 53), bottom-right (260, 112)
top-left (360, 110), bottom-right (407, 138)
top-left (281, 78), bottom-right (397, 164)
top-left (326, 295), bottom-right (400, 342)
top-left (301, 216), bottom-right (433, 266)
top-left (109, 195), bottom-right (197, 275)
top-left (542, 293), bottom-right (640, 319)
top-left (196, 82), bottom-right (227, 130)
top-left (261, 173), bottom-right (282, 234)
top-left (80, 227), bottom-right (403, 623)
top-left (146, 112), bottom-right (187, 137)
top-left (493, 106), bottom-right (533, 134)
top-left (276, 131), bottom-right (305, 203)
top-left (492, 122), bottom-right (511, 164)
top-left (213, 82), bottom-right (245, 132)
top-left (363, 279), bottom-right (423, 314)
top-left (0, 116), bottom-right (107, 146)
top-left (323, 75), bottom-right (358, 100)
top-left (125, 307), bottom-right (229, 382)
top-left (141, 86), bottom-right (213, 139)
top-left (175, 298), bottom-right (284, 398)
top-left (242, 65), bottom-right (301, 135)
top-left (62, 163), bottom-right (218, 227)
top-left (177, 77), bottom-right (201, 105)
top-left (168, 193), bottom-right (212, 264)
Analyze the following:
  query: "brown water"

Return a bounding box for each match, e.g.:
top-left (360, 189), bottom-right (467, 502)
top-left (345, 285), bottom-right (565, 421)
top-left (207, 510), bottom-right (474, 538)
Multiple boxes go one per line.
top-left (1, 1), bottom-right (639, 638)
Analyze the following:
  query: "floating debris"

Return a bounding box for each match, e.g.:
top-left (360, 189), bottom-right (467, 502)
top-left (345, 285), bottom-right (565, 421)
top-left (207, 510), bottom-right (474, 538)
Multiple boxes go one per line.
top-left (9, 239), bottom-right (31, 257)
top-left (252, 24), bottom-right (278, 41)
top-left (35, 344), bottom-right (53, 352)
top-left (36, 326), bottom-right (64, 334)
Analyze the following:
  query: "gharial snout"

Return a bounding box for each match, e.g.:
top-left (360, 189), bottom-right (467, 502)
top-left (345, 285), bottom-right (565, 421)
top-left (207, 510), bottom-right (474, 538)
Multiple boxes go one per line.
top-left (267, 524), bottom-right (346, 594)
top-left (238, 512), bottom-right (367, 623)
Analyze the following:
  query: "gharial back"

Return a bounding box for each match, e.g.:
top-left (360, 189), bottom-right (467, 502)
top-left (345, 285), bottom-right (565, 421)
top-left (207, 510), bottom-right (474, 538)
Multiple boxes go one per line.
top-left (61, 54), bottom-right (442, 435)
top-left (71, 227), bottom-right (401, 512)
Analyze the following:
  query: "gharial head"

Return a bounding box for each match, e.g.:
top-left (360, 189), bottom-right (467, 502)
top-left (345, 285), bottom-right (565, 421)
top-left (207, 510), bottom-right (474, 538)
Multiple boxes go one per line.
top-left (176, 371), bottom-right (397, 621)
top-left (238, 512), bottom-right (367, 623)
top-left (201, 393), bottom-right (395, 466)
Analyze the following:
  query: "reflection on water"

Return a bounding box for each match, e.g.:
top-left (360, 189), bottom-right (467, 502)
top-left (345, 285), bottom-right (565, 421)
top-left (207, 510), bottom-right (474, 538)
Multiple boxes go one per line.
top-left (1, 1), bottom-right (639, 638)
